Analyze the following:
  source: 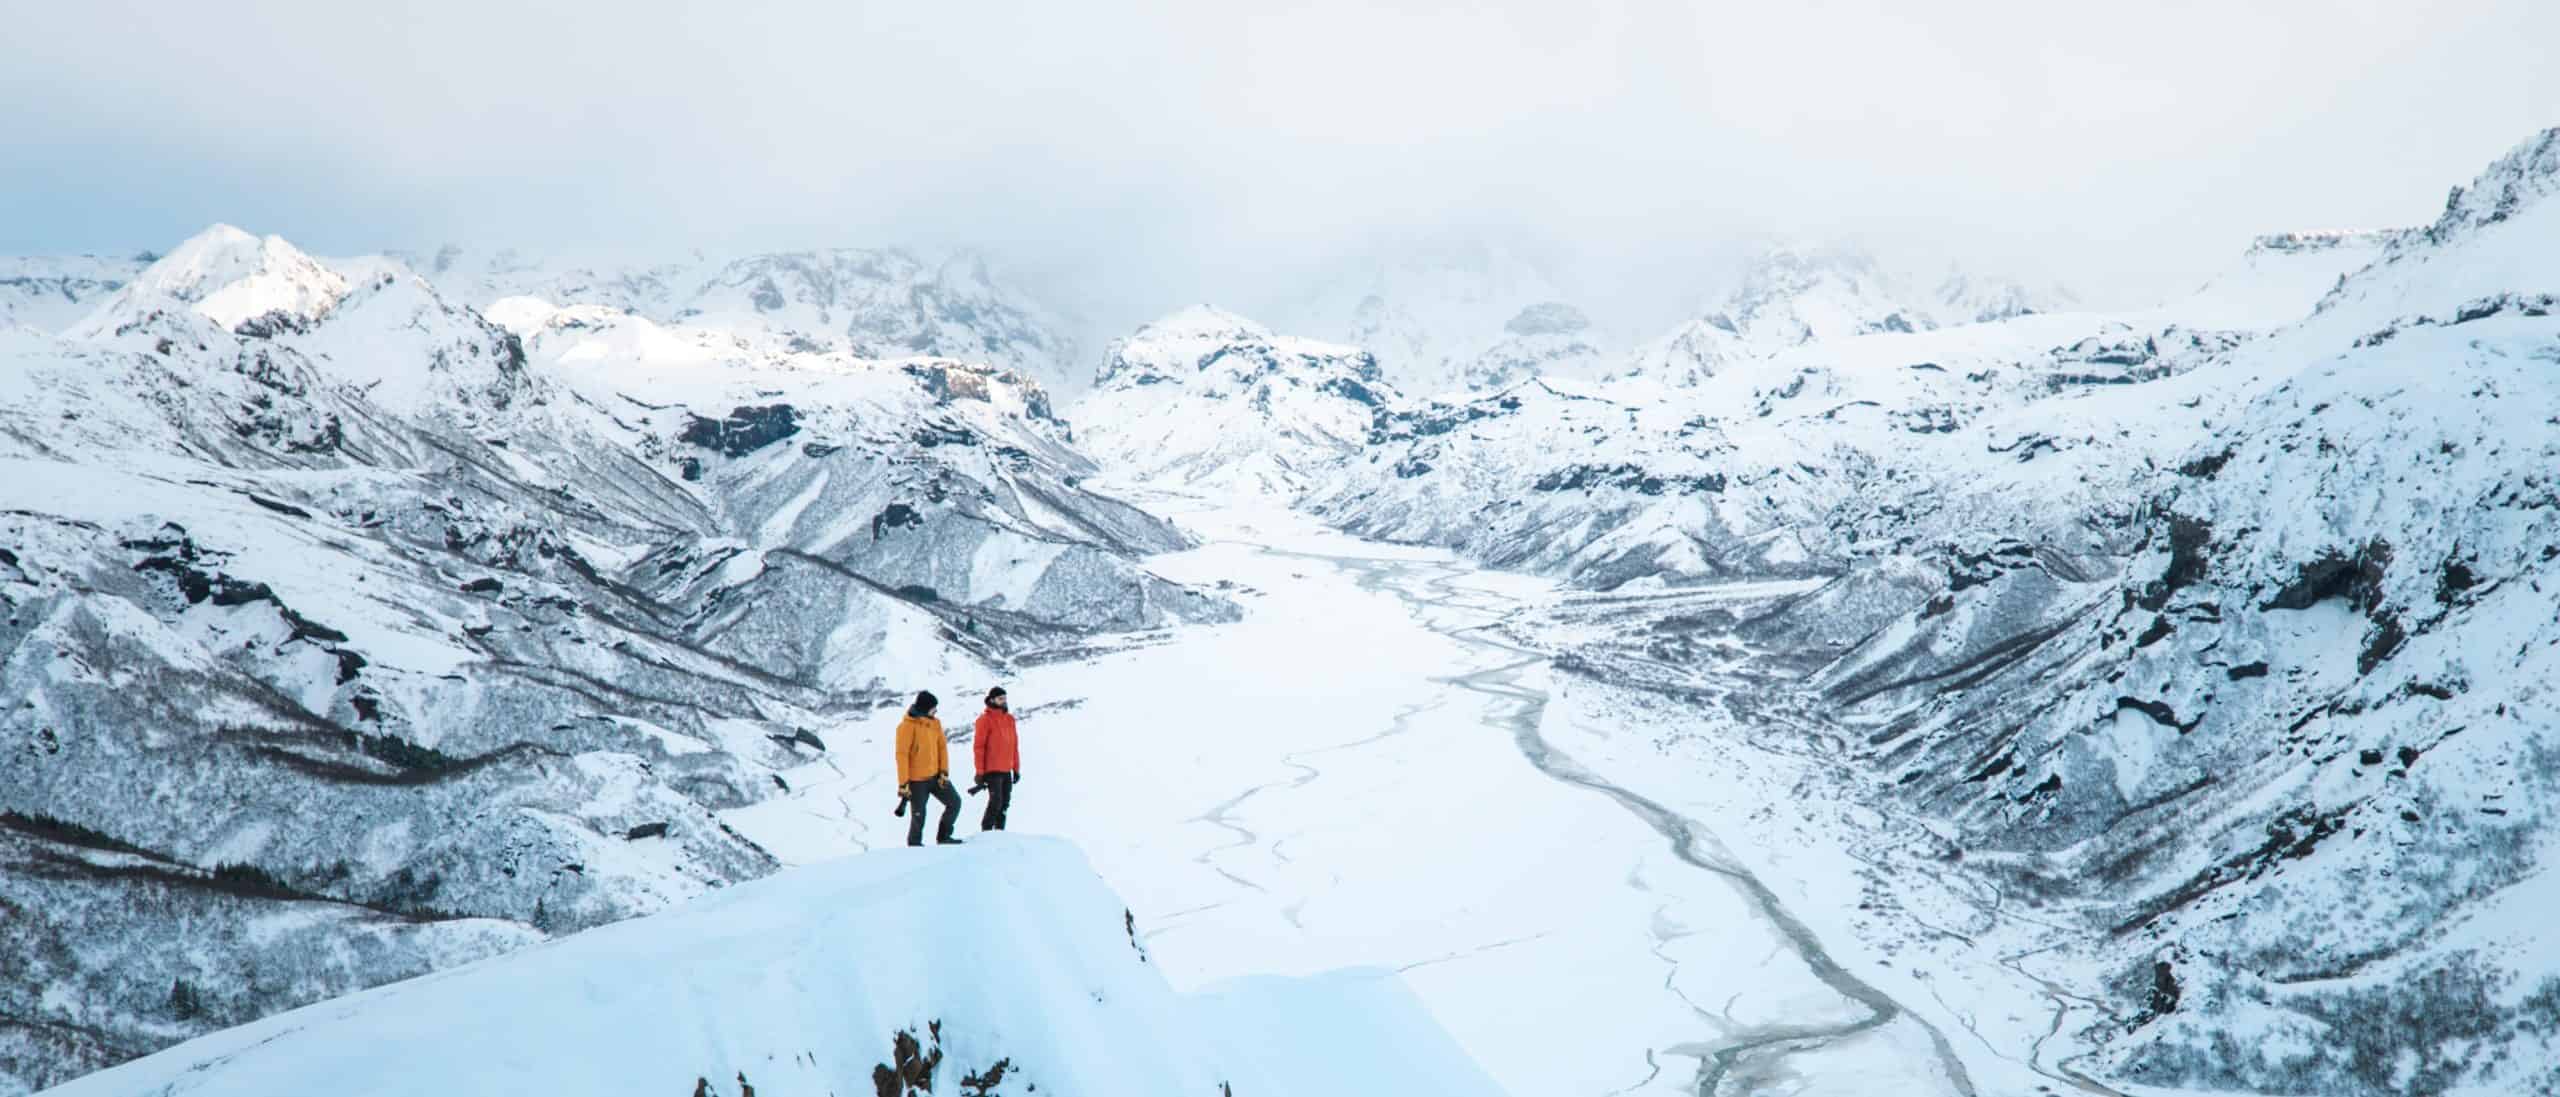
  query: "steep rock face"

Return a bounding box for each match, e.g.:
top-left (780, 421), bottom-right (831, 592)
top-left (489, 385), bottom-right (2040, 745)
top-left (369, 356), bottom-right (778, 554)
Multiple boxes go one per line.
top-left (0, 230), bottom-right (1218, 1092)
top-left (1070, 307), bottom-right (1395, 497)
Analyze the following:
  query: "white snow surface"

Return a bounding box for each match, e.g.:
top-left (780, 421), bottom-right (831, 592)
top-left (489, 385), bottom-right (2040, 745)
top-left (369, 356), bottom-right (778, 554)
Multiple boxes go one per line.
top-left (42, 837), bottom-right (1503, 1097)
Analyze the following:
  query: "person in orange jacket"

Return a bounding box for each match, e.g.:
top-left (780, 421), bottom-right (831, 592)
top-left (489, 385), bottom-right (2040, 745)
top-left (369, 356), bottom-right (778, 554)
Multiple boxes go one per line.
top-left (970, 686), bottom-right (1020, 832)
top-left (894, 690), bottom-right (962, 846)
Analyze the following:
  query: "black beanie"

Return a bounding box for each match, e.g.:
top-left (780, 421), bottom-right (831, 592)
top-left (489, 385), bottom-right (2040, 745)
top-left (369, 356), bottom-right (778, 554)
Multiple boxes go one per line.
top-left (909, 690), bottom-right (938, 717)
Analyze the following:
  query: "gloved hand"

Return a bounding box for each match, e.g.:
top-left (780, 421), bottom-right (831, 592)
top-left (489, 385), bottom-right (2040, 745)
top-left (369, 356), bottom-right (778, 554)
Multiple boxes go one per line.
top-left (893, 793), bottom-right (907, 818)
top-left (966, 779), bottom-right (986, 795)
top-left (1011, 771), bottom-right (1023, 786)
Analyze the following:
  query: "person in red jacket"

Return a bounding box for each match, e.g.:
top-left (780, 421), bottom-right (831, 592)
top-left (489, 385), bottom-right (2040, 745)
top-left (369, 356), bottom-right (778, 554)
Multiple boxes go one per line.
top-left (971, 686), bottom-right (1021, 831)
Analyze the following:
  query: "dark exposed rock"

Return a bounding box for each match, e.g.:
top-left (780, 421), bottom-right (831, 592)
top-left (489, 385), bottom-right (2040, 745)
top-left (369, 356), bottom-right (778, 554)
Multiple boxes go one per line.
top-left (872, 504), bottom-right (924, 540)
top-left (678, 404), bottom-right (800, 458)
top-left (2264, 538), bottom-right (2392, 612)
top-left (2149, 960), bottom-right (2182, 1017)
top-left (2137, 515), bottom-right (2214, 611)
top-left (2115, 696), bottom-right (2202, 733)
top-left (624, 822), bottom-right (670, 841)
top-left (2177, 449), bottom-right (2235, 478)
top-left (914, 423), bottom-right (978, 448)
top-left (2225, 661), bottom-right (2270, 680)
top-left (2436, 558), bottom-right (2478, 604)
top-left (2357, 614), bottom-right (2407, 675)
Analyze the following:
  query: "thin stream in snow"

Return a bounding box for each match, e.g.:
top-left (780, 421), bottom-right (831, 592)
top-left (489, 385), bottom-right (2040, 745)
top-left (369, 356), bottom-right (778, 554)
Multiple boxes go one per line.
top-left (1252, 541), bottom-right (1982, 1096)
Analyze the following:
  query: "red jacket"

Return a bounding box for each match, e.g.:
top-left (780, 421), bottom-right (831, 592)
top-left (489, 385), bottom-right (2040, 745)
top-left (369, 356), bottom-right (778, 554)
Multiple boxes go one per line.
top-left (973, 708), bottom-right (1019, 776)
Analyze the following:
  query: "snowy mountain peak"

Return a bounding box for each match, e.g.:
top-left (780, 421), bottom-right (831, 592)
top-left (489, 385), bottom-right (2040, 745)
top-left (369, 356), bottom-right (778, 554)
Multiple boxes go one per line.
top-left (1094, 306), bottom-right (1375, 391)
top-left (87, 224), bottom-right (350, 335)
top-left (1076, 309), bottom-right (1392, 495)
top-left (1132, 302), bottom-right (1272, 343)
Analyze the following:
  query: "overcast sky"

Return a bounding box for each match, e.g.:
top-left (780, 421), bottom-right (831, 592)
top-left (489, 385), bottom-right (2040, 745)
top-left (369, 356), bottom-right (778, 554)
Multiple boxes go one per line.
top-left (4, 0), bottom-right (2554, 328)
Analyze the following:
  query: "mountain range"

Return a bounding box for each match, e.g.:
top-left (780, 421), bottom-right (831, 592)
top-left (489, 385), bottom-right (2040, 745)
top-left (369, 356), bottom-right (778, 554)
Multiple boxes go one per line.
top-left (6, 127), bottom-right (2557, 1097)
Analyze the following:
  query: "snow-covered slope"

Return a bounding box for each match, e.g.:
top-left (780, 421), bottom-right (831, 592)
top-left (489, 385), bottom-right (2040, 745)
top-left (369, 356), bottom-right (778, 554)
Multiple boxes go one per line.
top-left (1798, 126), bottom-right (2560, 1097)
top-left (0, 228), bottom-right (1224, 1092)
top-left (1406, 127), bottom-right (2560, 1097)
top-left (41, 838), bottom-right (1508, 1097)
top-left (1070, 306), bottom-right (1394, 498)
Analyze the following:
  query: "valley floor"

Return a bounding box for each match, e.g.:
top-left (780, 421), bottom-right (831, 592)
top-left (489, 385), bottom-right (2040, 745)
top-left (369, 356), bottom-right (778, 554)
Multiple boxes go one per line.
top-left (724, 499), bottom-right (2172, 1097)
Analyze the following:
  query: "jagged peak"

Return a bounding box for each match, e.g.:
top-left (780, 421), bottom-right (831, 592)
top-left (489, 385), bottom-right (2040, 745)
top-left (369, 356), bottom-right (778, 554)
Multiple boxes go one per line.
top-left (2422, 127), bottom-right (2560, 244)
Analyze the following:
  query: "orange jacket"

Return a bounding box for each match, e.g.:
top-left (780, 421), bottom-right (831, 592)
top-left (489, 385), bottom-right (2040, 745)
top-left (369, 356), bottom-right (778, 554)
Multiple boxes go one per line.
top-left (895, 715), bottom-right (948, 784)
top-left (974, 708), bottom-right (1019, 776)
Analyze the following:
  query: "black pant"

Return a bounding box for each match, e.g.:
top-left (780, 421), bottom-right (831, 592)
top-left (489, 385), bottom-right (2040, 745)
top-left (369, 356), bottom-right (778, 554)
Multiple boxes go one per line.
top-left (980, 772), bottom-right (1015, 832)
top-left (907, 777), bottom-right (960, 845)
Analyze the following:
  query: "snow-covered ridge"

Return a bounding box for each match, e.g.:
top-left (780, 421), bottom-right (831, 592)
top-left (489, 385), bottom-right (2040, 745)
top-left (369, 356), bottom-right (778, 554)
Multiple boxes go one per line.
top-left (415, 244), bottom-right (1081, 392)
top-left (40, 838), bottom-right (1509, 1097)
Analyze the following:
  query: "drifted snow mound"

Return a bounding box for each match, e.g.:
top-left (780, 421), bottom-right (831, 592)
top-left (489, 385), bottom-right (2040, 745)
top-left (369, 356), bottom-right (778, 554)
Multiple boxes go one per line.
top-left (1071, 306), bottom-right (1396, 497)
top-left (41, 838), bottom-right (1508, 1097)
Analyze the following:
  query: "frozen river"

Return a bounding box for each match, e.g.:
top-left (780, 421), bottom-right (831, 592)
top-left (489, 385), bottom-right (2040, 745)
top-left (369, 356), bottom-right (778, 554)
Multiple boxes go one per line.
top-left (731, 501), bottom-right (2003, 1096)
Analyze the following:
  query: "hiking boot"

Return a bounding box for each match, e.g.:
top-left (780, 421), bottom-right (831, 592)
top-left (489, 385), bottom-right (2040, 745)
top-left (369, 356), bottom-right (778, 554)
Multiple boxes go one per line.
top-left (937, 835), bottom-right (966, 845)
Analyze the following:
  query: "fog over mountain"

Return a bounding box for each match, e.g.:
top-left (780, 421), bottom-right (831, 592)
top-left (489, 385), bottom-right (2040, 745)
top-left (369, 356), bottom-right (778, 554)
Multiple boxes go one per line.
top-left (5, 2), bottom-right (2554, 337)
